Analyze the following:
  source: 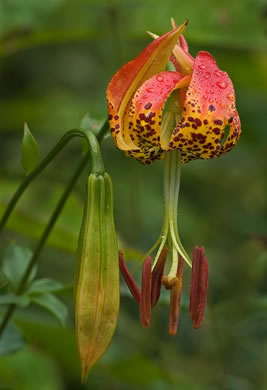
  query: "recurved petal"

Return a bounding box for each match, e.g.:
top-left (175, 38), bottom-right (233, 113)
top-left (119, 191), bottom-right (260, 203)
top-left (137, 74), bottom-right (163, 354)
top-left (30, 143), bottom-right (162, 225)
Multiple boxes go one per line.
top-left (168, 51), bottom-right (241, 163)
top-left (106, 24), bottom-right (187, 152)
top-left (124, 71), bottom-right (190, 164)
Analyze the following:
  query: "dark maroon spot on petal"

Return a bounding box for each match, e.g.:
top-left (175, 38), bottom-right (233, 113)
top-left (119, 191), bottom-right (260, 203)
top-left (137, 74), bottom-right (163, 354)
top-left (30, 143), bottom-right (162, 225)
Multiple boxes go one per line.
top-left (108, 114), bottom-right (113, 120)
top-left (214, 119), bottom-right (223, 126)
top-left (114, 115), bottom-right (119, 120)
top-left (203, 119), bottom-right (209, 125)
top-left (213, 128), bottom-right (220, 135)
top-left (139, 113), bottom-right (146, 121)
top-left (195, 118), bottom-right (202, 127)
top-left (188, 117), bottom-right (194, 122)
top-left (208, 105), bottom-right (216, 112)
top-left (144, 102), bottom-right (152, 110)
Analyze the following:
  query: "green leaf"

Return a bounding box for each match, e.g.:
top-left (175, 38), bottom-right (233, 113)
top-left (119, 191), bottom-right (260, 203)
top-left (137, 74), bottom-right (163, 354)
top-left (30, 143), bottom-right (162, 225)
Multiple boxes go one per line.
top-left (0, 293), bottom-right (30, 308)
top-left (21, 122), bottom-right (40, 175)
top-left (27, 278), bottom-right (64, 295)
top-left (30, 293), bottom-right (68, 326)
top-left (0, 270), bottom-right (8, 290)
top-left (2, 242), bottom-right (37, 290)
top-left (0, 323), bottom-right (25, 356)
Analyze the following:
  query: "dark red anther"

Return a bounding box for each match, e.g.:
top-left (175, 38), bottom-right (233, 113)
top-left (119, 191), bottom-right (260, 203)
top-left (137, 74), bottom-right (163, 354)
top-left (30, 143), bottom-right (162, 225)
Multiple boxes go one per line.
top-left (168, 256), bottom-right (184, 336)
top-left (139, 256), bottom-right (152, 328)
top-left (119, 250), bottom-right (141, 304)
top-left (189, 246), bottom-right (209, 329)
top-left (151, 246), bottom-right (168, 306)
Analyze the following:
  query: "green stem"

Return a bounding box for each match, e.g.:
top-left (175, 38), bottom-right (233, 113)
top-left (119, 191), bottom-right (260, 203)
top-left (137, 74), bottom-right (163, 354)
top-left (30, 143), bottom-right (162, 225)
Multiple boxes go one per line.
top-left (0, 120), bottom-right (109, 336)
top-left (0, 124), bottom-right (107, 234)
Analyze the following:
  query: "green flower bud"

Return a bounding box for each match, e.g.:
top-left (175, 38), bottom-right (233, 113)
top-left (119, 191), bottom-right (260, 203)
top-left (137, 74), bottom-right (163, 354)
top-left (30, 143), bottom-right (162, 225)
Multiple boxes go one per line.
top-left (74, 171), bottom-right (119, 383)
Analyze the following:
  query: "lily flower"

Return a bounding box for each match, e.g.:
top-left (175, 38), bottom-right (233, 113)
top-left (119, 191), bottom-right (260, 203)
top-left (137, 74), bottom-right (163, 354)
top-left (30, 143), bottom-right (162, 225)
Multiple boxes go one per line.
top-left (107, 20), bottom-right (241, 333)
top-left (107, 21), bottom-right (241, 165)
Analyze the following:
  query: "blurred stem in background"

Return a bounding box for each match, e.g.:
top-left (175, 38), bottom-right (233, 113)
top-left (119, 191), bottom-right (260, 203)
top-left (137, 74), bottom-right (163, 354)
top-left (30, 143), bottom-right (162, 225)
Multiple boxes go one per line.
top-left (0, 119), bottom-right (109, 337)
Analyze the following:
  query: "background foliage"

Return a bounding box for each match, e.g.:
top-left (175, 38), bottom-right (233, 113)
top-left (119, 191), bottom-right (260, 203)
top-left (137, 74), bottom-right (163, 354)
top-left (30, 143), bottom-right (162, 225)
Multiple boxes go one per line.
top-left (0, 0), bottom-right (267, 389)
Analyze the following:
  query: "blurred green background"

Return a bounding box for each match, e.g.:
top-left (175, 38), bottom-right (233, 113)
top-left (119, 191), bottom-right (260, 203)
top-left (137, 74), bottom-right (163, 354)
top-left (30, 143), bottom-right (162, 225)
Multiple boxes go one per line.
top-left (0, 0), bottom-right (267, 389)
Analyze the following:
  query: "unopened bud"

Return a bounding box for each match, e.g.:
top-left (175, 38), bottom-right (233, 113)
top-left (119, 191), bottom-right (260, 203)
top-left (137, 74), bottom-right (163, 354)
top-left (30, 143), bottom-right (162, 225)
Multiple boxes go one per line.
top-left (75, 172), bottom-right (119, 383)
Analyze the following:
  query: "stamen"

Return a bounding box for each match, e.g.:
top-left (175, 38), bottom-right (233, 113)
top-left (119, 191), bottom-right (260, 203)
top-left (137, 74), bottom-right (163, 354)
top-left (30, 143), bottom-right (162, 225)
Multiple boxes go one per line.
top-left (168, 256), bottom-right (184, 336)
top-left (189, 246), bottom-right (209, 329)
top-left (139, 256), bottom-right (152, 328)
top-left (119, 250), bottom-right (141, 304)
top-left (151, 246), bottom-right (168, 306)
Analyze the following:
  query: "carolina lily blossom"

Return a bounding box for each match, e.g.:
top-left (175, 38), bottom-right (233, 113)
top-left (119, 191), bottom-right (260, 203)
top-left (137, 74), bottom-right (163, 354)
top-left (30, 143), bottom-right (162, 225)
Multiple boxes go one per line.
top-left (107, 20), bottom-right (241, 333)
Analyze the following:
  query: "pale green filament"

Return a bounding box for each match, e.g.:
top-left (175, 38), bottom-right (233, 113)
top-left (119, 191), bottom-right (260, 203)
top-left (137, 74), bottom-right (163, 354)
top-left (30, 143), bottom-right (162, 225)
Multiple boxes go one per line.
top-left (151, 150), bottom-right (192, 279)
top-left (143, 93), bottom-right (191, 279)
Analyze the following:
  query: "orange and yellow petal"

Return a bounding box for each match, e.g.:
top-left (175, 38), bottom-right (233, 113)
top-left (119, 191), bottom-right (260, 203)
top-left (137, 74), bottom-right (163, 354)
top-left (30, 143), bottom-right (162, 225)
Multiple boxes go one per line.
top-left (106, 24), bottom-right (187, 152)
top-left (124, 71), bottom-right (190, 164)
top-left (168, 51), bottom-right (241, 163)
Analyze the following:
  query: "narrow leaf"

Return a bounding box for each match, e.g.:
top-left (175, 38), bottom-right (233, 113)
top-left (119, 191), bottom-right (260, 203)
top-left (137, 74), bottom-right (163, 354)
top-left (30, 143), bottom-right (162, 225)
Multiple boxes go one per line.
top-left (2, 242), bottom-right (37, 290)
top-left (0, 293), bottom-right (30, 307)
top-left (31, 293), bottom-right (68, 326)
top-left (0, 323), bottom-right (25, 356)
top-left (21, 122), bottom-right (40, 175)
top-left (27, 278), bottom-right (64, 295)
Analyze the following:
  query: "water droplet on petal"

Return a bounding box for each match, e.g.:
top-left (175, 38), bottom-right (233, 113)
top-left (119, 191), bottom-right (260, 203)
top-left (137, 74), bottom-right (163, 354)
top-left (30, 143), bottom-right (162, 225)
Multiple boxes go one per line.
top-left (146, 87), bottom-right (154, 93)
top-left (156, 75), bottom-right (164, 82)
top-left (227, 93), bottom-right (234, 101)
top-left (214, 70), bottom-right (223, 77)
top-left (220, 103), bottom-right (226, 109)
top-left (203, 96), bottom-right (208, 100)
top-left (198, 65), bottom-right (206, 70)
top-left (208, 98), bottom-right (214, 103)
top-left (204, 72), bottom-right (211, 79)
top-left (216, 81), bottom-right (228, 89)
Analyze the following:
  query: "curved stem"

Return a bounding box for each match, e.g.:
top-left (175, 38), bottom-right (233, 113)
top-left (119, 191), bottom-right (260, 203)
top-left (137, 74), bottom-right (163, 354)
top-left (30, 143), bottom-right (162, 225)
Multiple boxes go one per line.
top-left (0, 126), bottom-right (106, 234)
top-left (0, 120), bottom-right (109, 336)
top-left (0, 152), bottom-right (89, 336)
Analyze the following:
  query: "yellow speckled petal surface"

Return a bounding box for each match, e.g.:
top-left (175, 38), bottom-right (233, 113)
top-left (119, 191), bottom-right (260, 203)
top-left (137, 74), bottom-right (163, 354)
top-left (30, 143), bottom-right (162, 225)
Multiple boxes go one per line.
top-left (168, 51), bottom-right (241, 163)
